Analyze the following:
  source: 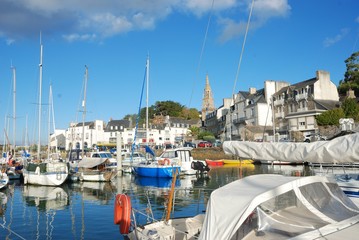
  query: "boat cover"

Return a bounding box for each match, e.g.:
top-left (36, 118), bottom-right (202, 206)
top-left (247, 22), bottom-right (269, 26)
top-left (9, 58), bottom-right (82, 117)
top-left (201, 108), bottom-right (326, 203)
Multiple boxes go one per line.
top-left (223, 132), bottom-right (359, 164)
top-left (199, 174), bottom-right (359, 240)
top-left (78, 157), bottom-right (107, 168)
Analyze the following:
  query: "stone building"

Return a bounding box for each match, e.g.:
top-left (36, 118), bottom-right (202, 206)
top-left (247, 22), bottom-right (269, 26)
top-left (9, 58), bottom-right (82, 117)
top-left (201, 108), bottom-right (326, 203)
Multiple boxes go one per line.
top-left (272, 70), bottom-right (339, 139)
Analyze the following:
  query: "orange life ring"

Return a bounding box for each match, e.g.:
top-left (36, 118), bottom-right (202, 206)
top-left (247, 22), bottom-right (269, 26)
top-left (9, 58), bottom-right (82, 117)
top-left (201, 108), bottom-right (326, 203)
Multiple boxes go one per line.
top-left (163, 158), bottom-right (170, 165)
top-left (114, 194), bottom-right (132, 234)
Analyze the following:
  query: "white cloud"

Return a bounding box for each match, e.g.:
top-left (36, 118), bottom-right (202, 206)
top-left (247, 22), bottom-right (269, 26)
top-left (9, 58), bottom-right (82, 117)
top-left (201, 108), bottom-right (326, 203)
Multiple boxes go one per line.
top-left (323, 28), bottom-right (350, 47)
top-left (216, 0), bottom-right (291, 43)
top-left (0, 0), bottom-right (291, 43)
top-left (62, 33), bottom-right (97, 42)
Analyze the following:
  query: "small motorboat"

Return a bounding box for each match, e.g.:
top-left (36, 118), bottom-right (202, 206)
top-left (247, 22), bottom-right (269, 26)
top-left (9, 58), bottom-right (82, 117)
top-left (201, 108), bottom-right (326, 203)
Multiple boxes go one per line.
top-left (205, 159), bottom-right (224, 166)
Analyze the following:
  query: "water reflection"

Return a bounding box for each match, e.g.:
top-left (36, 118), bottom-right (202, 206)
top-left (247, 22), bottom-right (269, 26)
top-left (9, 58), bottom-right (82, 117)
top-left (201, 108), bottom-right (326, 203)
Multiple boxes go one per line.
top-left (0, 164), bottom-right (315, 239)
top-left (23, 185), bottom-right (69, 211)
top-left (70, 181), bottom-right (116, 203)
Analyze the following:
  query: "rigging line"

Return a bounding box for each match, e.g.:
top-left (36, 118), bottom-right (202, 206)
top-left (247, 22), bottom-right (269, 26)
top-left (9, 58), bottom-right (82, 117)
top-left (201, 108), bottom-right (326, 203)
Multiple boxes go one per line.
top-left (0, 223), bottom-right (26, 240)
top-left (231, 0), bottom-right (255, 99)
top-left (187, 0), bottom-right (215, 109)
top-left (75, 71), bottom-right (86, 123)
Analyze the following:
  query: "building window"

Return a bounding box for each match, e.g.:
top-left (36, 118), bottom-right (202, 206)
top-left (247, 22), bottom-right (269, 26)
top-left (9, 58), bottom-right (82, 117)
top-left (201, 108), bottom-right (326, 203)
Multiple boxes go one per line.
top-left (299, 122), bottom-right (305, 126)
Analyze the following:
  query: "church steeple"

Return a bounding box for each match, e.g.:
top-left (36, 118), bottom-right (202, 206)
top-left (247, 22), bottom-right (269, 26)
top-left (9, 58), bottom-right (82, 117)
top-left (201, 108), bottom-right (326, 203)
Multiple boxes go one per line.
top-left (201, 74), bottom-right (215, 122)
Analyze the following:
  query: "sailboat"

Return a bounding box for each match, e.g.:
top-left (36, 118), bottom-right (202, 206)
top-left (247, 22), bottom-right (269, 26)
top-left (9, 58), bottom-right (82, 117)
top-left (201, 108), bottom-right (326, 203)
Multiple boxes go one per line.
top-left (74, 66), bottom-right (117, 182)
top-left (5, 66), bottom-right (24, 181)
top-left (0, 170), bottom-right (9, 189)
top-left (22, 37), bottom-right (69, 186)
top-left (131, 56), bottom-right (181, 178)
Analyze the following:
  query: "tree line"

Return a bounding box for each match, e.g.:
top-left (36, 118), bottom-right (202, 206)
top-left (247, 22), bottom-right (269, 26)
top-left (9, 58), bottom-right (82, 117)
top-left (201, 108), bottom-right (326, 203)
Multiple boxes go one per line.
top-left (317, 51), bottom-right (359, 126)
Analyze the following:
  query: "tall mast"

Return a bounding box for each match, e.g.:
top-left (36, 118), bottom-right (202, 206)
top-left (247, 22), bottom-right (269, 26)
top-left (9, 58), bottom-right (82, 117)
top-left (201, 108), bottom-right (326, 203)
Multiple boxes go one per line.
top-left (12, 65), bottom-right (16, 152)
top-left (47, 84), bottom-right (53, 158)
top-left (146, 56), bottom-right (149, 146)
top-left (25, 114), bottom-right (28, 152)
top-left (82, 66), bottom-right (88, 158)
top-left (37, 36), bottom-right (43, 160)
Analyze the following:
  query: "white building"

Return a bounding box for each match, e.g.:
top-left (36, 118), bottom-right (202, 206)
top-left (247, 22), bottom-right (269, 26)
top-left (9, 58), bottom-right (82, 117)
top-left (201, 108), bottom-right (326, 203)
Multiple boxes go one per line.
top-left (51, 116), bottom-right (198, 152)
top-left (273, 70), bottom-right (340, 138)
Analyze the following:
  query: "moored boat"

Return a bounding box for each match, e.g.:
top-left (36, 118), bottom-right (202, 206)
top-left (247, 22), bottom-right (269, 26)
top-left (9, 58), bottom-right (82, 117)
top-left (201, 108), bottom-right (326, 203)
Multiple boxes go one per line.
top-left (77, 157), bottom-right (117, 182)
top-left (132, 160), bottom-right (181, 178)
top-left (23, 161), bottom-right (69, 186)
top-left (115, 174), bottom-right (359, 239)
top-left (205, 159), bottom-right (224, 166)
top-left (0, 170), bottom-right (9, 189)
top-left (222, 159), bottom-right (253, 165)
top-left (157, 147), bottom-right (202, 175)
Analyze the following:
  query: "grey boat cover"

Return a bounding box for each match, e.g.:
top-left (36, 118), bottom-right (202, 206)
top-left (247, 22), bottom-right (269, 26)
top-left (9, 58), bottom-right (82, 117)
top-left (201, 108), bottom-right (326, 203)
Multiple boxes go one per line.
top-left (78, 157), bottom-right (107, 168)
top-left (223, 132), bottom-right (359, 164)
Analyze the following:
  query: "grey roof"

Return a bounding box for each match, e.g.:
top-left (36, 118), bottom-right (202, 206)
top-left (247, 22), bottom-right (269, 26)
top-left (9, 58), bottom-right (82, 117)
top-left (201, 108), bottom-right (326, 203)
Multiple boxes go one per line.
top-left (275, 78), bottom-right (318, 96)
top-left (313, 99), bottom-right (340, 110)
top-left (74, 122), bottom-right (94, 128)
top-left (105, 119), bottom-right (130, 132)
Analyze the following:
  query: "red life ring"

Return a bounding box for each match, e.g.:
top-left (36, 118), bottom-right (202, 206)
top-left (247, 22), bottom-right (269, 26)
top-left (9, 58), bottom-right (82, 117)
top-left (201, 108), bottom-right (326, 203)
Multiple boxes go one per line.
top-left (114, 194), bottom-right (132, 234)
top-left (163, 158), bottom-right (170, 165)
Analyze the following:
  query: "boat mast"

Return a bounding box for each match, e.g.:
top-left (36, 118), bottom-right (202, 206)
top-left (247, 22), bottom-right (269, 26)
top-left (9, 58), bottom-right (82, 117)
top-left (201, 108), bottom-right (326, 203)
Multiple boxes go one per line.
top-left (11, 65), bottom-right (16, 153)
top-left (81, 66), bottom-right (88, 158)
top-left (37, 35), bottom-right (43, 160)
top-left (146, 56), bottom-right (149, 146)
top-left (47, 84), bottom-right (54, 158)
top-left (25, 114), bottom-right (28, 154)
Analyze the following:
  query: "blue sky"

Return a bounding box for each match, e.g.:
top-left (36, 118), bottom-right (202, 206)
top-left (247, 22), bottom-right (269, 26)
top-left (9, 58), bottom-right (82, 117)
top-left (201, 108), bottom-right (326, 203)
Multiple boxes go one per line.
top-left (1, 0), bottom-right (358, 146)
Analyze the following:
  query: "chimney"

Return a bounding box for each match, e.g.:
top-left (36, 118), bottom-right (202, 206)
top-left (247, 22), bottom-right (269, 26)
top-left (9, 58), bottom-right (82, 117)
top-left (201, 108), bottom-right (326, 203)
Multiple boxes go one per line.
top-left (347, 89), bottom-right (356, 99)
top-left (249, 87), bottom-right (256, 94)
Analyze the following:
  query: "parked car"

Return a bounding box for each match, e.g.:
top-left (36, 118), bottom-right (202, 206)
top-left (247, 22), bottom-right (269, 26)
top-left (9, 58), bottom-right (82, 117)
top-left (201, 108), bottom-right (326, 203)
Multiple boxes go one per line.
top-left (213, 139), bottom-right (222, 147)
top-left (197, 141), bottom-right (212, 148)
top-left (279, 137), bottom-right (290, 142)
top-left (184, 142), bottom-right (196, 148)
top-left (303, 133), bottom-right (327, 143)
top-left (165, 143), bottom-right (174, 149)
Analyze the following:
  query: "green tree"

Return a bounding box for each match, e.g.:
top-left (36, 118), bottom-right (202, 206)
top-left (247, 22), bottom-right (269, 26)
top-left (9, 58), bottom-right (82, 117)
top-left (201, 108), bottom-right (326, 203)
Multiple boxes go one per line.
top-left (197, 130), bottom-right (214, 140)
top-left (188, 126), bottom-right (200, 138)
top-left (153, 101), bottom-right (184, 117)
top-left (123, 114), bottom-right (137, 127)
top-left (180, 108), bottom-right (200, 120)
top-left (338, 51), bottom-right (359, 96)
top-left (341, 98), bottom-right (359, 120)
top-left (316, 108), bottom-right (344, 126)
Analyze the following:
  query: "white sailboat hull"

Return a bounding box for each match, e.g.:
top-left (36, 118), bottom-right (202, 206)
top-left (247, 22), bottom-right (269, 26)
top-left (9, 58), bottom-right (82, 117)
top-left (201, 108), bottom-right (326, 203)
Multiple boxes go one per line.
top-left (79, 170), bottom-right (117, 182)
top-left (23, 162), bottom-right (68, 186)
top-left (0, 172), bottom-right (9, 189)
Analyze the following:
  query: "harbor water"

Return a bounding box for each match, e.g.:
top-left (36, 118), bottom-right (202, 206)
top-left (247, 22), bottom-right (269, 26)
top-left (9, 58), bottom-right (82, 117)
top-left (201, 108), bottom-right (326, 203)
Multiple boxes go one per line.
top-left (0, 164), bottom-right (313, 239)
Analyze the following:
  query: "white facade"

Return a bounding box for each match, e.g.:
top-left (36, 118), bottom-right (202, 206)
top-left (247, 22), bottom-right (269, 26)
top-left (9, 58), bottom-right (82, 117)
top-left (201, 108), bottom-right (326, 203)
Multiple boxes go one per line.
top-left (52, 118), bottom-right (193, 151)
top-left (65, 120), bottom-right (106, 150)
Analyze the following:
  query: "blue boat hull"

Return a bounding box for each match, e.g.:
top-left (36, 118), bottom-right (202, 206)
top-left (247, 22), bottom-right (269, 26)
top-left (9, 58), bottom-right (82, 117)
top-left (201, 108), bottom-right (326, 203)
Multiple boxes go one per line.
top-left (135, 176), bottom-right (180, 188)
top-left (133, 165), bottom-right (181, 178)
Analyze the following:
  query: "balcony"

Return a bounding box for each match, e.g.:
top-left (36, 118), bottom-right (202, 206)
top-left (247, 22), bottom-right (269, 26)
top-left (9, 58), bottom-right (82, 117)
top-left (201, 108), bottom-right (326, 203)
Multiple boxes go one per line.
top-left (233, 117), bottom-right (246, 125)
top-left (295, 93), bottom-right (308, 101)
top-left (297, 107), bottom-right (308, 112)
top-left (274, 112), bottom-right (284, 119)
top-left (274, 99), bottom-right (284, 106)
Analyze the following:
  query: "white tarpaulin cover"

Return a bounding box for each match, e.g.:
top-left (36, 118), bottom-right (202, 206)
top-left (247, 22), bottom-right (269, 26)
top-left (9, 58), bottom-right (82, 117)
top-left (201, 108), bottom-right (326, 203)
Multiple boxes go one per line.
top-left (78, 157), bottom-right (107, 168)
top-left (223, 133), bottom-right (359, 164)
top-left (198, 174), bottom-right (359, 240)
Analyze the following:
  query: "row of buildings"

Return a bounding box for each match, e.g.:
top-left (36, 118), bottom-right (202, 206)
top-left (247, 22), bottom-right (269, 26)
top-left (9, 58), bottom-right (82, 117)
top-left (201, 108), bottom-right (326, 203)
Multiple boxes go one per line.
top-left (50, 116), bottom-right (200, 151)
top-left (204, 70), bottom-right (341, 142)
top-left (50, 70), bottom-right (343, 151)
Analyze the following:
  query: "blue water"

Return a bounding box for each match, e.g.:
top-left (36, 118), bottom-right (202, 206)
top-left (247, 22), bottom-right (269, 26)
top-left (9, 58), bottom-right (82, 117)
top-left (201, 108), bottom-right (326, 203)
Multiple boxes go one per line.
top-left (0, 165), bottom-right (311, 239)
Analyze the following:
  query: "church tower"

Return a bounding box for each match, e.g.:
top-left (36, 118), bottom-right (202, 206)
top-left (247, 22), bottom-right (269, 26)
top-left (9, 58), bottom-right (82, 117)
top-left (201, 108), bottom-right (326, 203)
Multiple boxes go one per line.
top-left (201, 74), bottom-right (215, 122)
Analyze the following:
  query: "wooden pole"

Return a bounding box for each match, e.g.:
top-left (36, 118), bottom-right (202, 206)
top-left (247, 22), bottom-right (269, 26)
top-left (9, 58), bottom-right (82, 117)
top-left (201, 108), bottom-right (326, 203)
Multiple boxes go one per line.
top-left (166, 168), bottom-right (178, 222)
